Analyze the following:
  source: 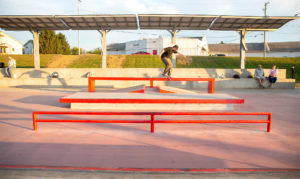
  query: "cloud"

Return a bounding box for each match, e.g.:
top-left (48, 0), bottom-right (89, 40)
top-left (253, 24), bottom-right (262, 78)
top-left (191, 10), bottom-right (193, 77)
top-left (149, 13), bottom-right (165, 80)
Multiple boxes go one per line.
top-left (0, 0), bottom-right (75, 15)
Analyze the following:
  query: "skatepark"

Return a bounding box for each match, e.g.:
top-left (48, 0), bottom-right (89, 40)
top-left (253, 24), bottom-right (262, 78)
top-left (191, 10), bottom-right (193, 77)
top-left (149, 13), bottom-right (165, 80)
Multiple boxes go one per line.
top-left (1, 12), bottom-right (300, 178)
top-left (0, 86), bottom-right (300, 178)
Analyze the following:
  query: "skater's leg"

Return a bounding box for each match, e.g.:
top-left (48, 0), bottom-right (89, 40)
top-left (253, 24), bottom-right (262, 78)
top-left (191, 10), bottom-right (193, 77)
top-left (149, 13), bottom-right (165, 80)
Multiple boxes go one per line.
top-left (162, 57), bottom-right (172, 76)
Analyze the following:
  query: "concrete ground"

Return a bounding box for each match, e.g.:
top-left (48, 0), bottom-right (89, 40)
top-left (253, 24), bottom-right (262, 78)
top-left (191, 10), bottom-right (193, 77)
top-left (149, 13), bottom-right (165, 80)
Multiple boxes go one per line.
top-left (1, 168), bottom-right (300, 179)
top-left (0, 87), bottom-right (300, 178)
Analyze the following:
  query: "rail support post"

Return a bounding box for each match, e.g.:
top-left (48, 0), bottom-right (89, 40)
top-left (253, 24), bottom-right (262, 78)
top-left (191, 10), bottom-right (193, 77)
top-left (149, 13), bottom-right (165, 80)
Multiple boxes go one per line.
top-left (208, 78), bottom-right (215, 93)
top-left (150, 79), bottom-right (154, 88)
top-left (267, 113), bottom-right (272, 132)
top-left (32, 113), bottom-right (37, 131)
top-left (88, 78), bottom-right (95, 92)
top-left (151, 114), bottom-right (155, 133)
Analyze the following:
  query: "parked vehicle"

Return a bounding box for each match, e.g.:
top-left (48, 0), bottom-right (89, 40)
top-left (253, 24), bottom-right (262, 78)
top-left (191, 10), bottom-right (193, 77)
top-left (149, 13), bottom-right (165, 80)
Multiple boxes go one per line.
top-left (132, 51), bottom-right (150, 55)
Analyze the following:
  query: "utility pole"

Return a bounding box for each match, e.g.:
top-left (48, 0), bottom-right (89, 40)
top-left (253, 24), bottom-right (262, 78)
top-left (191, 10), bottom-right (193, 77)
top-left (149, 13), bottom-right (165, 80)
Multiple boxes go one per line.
top-left (263, 1), bottom-right (269, 58)
top-left (78, 0), bottom-right (81, 55)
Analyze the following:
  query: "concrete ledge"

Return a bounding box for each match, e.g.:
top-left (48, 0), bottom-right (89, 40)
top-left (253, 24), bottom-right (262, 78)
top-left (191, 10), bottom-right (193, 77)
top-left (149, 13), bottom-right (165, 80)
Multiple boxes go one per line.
top-left (0, 68), bottom-right (287, 79)
top-left (0, 78), bottom-right (295, 89)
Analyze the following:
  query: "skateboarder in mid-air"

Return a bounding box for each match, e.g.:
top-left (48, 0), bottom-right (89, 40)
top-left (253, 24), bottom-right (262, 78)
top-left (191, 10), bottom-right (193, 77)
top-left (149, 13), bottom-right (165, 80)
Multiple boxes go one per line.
top-left (159, 45), bottom-right (185, 80)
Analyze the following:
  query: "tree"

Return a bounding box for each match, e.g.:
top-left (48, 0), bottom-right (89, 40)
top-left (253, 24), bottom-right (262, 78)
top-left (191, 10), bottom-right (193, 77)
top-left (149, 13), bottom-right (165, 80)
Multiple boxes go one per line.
top-left (57, 33), bottom-right (71, 55)
top-left (220, 41), bottom-right (225, 44)
top-left (87, 48), bottom-right (101, 54)
top-left (39, 30), bottom-right (71, 54)
top-left (39, 30), bottom-right (56, 54)
top-left (71, 47), bottom-right (85, 55)
top-left (71, 47), bottom-right (78, 55)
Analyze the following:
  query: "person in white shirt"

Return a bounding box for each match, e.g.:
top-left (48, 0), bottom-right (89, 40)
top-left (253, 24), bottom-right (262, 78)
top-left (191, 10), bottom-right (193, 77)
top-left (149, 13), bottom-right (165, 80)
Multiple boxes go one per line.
top-left (5, 56), bottom-right (16, 78)
top-left (254, 64), bottom-right (265, 88)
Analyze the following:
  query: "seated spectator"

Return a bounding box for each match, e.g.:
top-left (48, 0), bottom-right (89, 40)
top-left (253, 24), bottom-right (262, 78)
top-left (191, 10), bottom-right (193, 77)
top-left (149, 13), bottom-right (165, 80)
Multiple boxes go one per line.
top-left (268, 65), bottom-right (278, 88)
top-left (254, 64), bottom-right (265, 88)
top-left (5, 56), bottom-right (16, 78)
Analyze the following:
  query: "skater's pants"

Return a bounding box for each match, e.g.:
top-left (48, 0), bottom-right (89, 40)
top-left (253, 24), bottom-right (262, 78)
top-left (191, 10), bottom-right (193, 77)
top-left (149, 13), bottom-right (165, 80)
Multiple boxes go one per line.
top-left (161, 57), bottom-right (172, 76)
top-left (5, 67), bottom-right (13, 78)
top-left (268, 76), bottom-right (277, 83)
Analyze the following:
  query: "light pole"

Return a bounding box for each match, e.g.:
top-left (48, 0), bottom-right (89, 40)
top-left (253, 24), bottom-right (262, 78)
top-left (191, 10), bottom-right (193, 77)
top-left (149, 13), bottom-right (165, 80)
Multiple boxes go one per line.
top-left (263, 1), bottom-right (269, 58)
top-left (78, 0), bottom-right (81, 55)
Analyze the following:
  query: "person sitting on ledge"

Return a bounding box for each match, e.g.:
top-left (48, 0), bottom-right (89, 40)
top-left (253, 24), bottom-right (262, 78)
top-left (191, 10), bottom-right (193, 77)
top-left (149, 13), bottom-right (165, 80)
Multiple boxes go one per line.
top-left (268, 65), bottom-right (278, 88)
top-left (5, 56), bottom-right (16, 78)
top-left (254, 64), bottom-right (265, 88)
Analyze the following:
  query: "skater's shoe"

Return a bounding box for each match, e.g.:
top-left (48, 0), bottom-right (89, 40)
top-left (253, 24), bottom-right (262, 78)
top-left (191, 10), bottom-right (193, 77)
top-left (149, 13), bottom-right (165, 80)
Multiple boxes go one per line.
top-left (162, 73), bottom-right (167, 77)
top-left (167, 75), bottom-right (172, 80)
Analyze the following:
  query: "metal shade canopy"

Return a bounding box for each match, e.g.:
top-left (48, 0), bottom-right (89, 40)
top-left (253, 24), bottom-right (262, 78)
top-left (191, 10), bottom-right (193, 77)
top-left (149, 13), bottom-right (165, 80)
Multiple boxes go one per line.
top-left (0, 14), bottom-right (298, 31)
top-left (210, 16), bottom-right (298, 31)
top-left (138, 14), bottom-right (218, 30)
top-left (0, 15), bottom-right (138, 31)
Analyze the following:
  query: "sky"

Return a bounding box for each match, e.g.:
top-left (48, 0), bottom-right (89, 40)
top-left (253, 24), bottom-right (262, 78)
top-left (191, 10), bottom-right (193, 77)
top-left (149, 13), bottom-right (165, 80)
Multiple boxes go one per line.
top-left (0, 0), bottom-right (299, 51)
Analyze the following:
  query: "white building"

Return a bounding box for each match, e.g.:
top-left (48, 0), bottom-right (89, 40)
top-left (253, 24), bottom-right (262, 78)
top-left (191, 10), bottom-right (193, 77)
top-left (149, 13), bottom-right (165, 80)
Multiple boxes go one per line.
top-left (208, 41), bottom-right (300, 57)
top-left (0, 31), bottom-right (23, 54)
top-left (108, 36), bottom-right (209, 56)
top-left (23, 40), bottom-right (34, 54)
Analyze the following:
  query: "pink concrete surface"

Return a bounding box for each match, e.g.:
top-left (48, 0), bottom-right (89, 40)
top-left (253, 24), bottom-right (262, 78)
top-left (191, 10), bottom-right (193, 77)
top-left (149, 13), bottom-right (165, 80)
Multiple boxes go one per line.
top-left (0, 87), bottom-right (300, 169)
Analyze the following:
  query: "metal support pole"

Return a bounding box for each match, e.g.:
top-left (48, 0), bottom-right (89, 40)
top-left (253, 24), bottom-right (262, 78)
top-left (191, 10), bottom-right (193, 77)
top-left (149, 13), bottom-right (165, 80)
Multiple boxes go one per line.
top-left (263, 2), bottom-right (269, 58)
top-left (239, 30), bottom-right (248, 69)
top-left (31, 30), bottom-right (40, 69)
top-left (98, 30), bottom-right (109, 68)
top-left (78, 0), bottom-right (81, 55)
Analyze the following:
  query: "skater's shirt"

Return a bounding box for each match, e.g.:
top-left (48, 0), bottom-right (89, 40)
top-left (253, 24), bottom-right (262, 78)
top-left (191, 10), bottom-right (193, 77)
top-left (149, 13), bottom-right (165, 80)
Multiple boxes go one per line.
top-left (161, 47), bottom-right (177, 58)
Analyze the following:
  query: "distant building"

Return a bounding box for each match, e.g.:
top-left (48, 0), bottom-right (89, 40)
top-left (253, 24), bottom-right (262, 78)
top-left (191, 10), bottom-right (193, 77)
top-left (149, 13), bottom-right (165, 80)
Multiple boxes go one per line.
top-left (23, 40), bottom-right (33, 54)
top-left (0, 31), bottom-right (23, 54)
top-left (107, 43), bottom-right (126, 55)
top-left (208, 41), bottom-right (300, 57)
top-left (108, 36), bottom-right (209, 56)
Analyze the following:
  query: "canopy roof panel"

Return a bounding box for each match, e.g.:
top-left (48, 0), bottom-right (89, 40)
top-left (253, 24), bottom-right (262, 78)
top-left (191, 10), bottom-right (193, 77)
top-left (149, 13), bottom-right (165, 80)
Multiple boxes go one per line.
top-left (210, 16), bottom-right (298, 31)
top-left (0, 15), bottom-right (138, 31)
top-left (138, 14), bottom-right (218, 30)
top-left (0, 16), bottom-right (68, 31)
top-left (56, 15), bottom-right (138, 30)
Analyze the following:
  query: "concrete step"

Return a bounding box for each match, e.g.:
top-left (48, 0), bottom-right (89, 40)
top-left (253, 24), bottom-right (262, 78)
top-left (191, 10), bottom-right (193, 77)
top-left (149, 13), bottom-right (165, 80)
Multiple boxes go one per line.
top-left (60, 92), bottom-right (244, 111)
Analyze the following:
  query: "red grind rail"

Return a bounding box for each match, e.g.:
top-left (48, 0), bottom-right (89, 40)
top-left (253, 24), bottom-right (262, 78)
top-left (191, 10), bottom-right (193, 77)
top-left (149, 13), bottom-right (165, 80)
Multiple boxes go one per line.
top-left (88, 77), bottom-right (215, 93)
top-left (1, 165), bottom-right (299, 172)
top-left (32, 111), bottom-right (272, 132)
top-left (59, 98), bottom-right (244, 104)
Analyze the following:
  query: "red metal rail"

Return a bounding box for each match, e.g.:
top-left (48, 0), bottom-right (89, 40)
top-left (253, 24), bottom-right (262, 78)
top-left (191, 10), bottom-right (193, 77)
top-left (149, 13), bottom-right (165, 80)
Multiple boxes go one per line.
top-left (88, 77), bottom-right (215, 93)
top-left (32, 111), bottom-right (272, 132)
top-left (59, 98), bottom-right (244, 104)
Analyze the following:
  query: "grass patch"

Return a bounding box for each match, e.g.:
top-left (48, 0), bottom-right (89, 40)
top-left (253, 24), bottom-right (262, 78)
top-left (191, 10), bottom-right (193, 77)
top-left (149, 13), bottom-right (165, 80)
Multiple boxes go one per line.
top-left (67, 54), bottom-right (102, 68)
top-left (0, 54), bottom-right (57, 68)
top-left (123, 55), bottom-right (164, 68)
top-left (180, 56), bottom-right (300, 81)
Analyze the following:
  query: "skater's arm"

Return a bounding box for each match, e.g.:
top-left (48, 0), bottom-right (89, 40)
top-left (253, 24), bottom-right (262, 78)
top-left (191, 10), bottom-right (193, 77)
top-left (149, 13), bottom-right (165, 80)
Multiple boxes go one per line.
top-left (177, 52), bottom-right (186, 58)
top-left (159, 49), bottom-right (165, 57)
